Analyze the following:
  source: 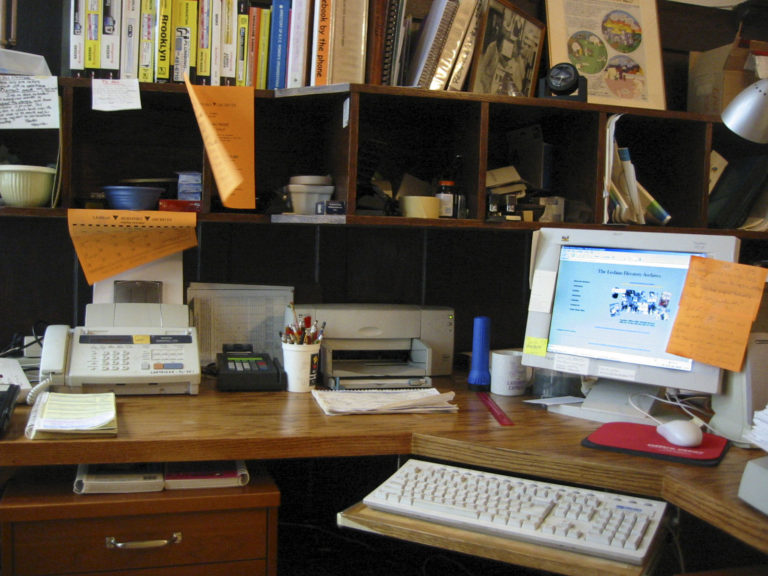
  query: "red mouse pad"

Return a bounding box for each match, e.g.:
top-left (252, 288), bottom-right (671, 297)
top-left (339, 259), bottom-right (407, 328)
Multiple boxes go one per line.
top-left (582, 422), bottom-right (729, 466)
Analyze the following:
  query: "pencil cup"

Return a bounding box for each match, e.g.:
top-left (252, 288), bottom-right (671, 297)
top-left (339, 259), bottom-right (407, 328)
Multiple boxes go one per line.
top-left (490, 350), bottom-right (531, 396)
top-left (282, 342), bottom-right (321, 393)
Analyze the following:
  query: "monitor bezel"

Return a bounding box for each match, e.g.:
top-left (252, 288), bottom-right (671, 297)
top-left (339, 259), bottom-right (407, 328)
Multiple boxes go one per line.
top-left (522, 228), bottom-right (741, 396)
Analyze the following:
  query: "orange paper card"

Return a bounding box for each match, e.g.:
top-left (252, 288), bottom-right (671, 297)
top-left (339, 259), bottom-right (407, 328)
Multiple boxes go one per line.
top-left (185, 76), bottom-right (253, 209)
top-left (68, 209), bottom-right (198, 285)
top-left (667, 256), bottom-right (767, 372)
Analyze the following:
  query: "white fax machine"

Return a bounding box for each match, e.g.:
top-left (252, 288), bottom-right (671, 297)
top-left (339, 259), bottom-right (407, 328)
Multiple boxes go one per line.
top-left (288, 304), bottom-right (454, 389)
top-left (37, 303), bottom-right (200, 397)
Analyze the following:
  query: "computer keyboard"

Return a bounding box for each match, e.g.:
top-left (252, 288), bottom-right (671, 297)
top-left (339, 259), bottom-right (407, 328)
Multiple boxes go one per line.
top-left (363, 458), bottom-right (667, 565)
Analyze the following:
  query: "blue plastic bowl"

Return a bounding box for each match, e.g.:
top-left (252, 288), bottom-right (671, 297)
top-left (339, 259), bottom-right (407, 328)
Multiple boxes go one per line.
top-left (103, 186), bottom-right (163, 210)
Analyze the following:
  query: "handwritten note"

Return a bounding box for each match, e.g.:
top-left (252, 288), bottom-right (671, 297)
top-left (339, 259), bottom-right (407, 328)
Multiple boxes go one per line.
top-left (91, 78), bottom-right (142, 111)
top-left (68, 209), bottom-right (198, 285)
top-left (667, 256), bottom-right (768, 372)
top-left (184, 76), bottom-right (254, 209)
top-left (0, 75), bottom-right (59, 129)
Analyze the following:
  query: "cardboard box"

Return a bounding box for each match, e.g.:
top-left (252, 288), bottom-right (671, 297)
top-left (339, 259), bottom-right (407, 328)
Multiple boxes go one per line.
top-left (687, 38), bottom-right (766, 115)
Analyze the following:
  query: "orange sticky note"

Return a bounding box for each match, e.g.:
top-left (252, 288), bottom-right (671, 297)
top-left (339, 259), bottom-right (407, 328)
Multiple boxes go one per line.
top-left (184, 75), bottom-right (253, 209)
top-left (667, 256), bottom-right (768, 372)
top-left (68, 209), bottom-right (198, 285)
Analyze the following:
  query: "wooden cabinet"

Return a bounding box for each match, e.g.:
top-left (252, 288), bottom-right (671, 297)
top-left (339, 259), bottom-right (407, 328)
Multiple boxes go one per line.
top-left (0, 469), bottom-right (280, 576)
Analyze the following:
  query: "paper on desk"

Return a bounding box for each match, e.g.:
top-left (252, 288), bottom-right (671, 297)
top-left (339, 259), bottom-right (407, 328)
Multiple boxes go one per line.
top-left (184, 75), bottom-right (253, 209)
top-left (25, 392), bottom-right (117, 439)
top-left (68, 209), bottom-right (198, 285)
top-left (311, 388), bottom-right (457, 415)
top-left (667, 256), bottom-right (768, 372)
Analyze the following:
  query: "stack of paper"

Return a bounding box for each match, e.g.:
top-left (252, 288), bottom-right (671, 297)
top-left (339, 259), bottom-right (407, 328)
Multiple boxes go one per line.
top-left (25, 392), bottom-right (117, 440)
top-left (312, 388), bottom-right (457, 415)
top-left (745, 404), bottom-right (768, 452)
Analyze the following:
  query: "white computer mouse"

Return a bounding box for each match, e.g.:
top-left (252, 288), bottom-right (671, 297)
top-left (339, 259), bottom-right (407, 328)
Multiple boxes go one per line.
top-left (656, 420), bottom-right (703, 447)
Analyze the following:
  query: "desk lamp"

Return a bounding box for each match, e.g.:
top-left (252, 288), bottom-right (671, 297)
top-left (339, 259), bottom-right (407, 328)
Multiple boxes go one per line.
top-left (721, 78), bottom-right (768, 144)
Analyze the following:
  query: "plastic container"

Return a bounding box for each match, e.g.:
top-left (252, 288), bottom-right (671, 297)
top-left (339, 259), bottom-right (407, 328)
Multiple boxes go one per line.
top-left (0, 165), bottom-right (56, 207)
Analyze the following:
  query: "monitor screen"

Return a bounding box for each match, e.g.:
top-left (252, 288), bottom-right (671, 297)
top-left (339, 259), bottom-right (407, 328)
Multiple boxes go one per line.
top-left (522, 228), bottom-right (741, 422)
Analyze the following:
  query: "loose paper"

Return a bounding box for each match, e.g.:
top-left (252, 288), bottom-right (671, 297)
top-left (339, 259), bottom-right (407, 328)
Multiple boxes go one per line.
top-left (667, 256), bottom-right (768, 372)
top-left (91, 78), bottom-right (142, 111)
top-left (0, 75), bottom-right (59, 129)
top-left (184, 76), bottom-right (253, 209)
top-left (68, 209), bottom-right (197, 285)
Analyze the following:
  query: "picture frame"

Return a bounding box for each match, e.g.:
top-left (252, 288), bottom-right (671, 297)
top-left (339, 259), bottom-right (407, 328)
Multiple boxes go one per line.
top-left (469, 0), bottom-right (545, 98)
top-left (544, 0), bottom-right (666, 110)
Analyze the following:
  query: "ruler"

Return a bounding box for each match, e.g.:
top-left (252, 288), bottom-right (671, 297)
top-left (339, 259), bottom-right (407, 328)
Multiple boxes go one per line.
top-left (478, 392), bottom-right (514, 426)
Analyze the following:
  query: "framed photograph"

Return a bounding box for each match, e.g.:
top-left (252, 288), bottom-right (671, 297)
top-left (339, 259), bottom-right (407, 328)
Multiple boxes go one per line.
top-left (545, 0), bottom-right (666, 110)
top-left (469, 1), bottom-right (545, 98)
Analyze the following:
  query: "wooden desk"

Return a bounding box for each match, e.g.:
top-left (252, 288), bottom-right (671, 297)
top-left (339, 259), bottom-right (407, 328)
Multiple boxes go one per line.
top-left (0, 378), bottom-right (766, 571)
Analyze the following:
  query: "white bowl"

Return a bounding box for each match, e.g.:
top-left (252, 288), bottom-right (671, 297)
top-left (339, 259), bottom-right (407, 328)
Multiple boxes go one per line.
top-left (0, 165), bottom-right (56, 207)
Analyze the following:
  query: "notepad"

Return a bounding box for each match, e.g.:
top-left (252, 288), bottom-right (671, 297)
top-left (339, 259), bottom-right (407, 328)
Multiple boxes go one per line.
top-left (25, 392), bottom-right (117, 440)
top-left (311, 388), bottom-right (457, 415)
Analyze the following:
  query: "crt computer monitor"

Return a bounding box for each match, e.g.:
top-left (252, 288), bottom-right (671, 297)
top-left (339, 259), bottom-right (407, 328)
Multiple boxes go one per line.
top-left (521, 228), bottom-right (741, 423)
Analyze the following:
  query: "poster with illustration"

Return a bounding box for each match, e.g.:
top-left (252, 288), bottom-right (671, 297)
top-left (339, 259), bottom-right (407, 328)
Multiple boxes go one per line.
top-left (545, 0), bottom-right (666, 109)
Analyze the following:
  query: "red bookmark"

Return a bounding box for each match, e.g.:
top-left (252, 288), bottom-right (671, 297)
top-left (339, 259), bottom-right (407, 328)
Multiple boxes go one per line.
top-left (478, 393), bottom-right (514, 426)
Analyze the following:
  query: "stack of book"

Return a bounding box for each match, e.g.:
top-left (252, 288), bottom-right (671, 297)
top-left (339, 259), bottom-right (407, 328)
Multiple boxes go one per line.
top-left (73, 460), bottom-right (250, 493)
top-left (64, 0), bottom-right (503, 93)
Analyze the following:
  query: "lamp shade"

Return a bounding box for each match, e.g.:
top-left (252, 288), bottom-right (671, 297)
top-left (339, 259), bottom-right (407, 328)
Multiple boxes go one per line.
top-left (721, 78), bottom-right (768, 144)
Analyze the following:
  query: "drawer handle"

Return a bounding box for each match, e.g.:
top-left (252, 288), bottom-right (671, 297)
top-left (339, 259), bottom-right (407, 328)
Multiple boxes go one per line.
top-left (105, 532), bottom-right (182, 550)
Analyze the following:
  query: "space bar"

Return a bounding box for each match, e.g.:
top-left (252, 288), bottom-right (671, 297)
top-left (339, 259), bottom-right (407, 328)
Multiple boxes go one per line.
top-left (408, 499), bottom-right (481, 520)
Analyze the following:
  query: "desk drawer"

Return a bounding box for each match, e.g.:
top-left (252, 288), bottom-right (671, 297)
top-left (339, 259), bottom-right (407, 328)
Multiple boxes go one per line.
top-left (11, 508), bottom-right (268, 575)
top-left (0, 469), bottom-right (280, 576)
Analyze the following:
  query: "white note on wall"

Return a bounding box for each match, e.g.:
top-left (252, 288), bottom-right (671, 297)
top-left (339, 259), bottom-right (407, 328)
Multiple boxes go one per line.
top-left (0, 75), bottom-right (59, 129)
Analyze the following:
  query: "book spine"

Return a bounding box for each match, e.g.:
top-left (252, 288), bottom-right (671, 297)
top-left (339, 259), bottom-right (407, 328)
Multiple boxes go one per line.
top-left (255, 8), bottom-right (271, 89)
top-left (155, 0), bottom-right (173, 81)
top-left (267, 0), bottom-right (291, 90)
top-left (245, 5), bottom-right (259, 87)
top-left (209, 0), bottom-right (222, 85)
top-left (70, 0), bottom-right (86, 77)
top-left (138, 0), bottom-right (156, 81)
top-left (120, 0), bottom-right (141, 78)
top-left (286, 0), bottom-right (312, 88)
top-left (428, 0), bottom-right (475, 91)
top-left (100, 0), bottom-right (121, 78)
top-left (310, 0), bottom-right (331, 86)
top-left (234, 2), bottom-right (248, 86)
top-left (446, 0), bottom-right (484, 92)
top-left (379, 0), bottom-right (399, 85)
top-left (196, 0), bottom-right (212, 83)
top-left (446, 0), bottom-right (481, 91)
top-left (172, 0), bottom-right (198, 82)
top-left (412, 0), bottom-right (458, 88)
top-left (365, 0), bottom-right (389, 85)
top-left (85, 0), bottom-right (102, 77)
top-left (329, 0), bottom-right (368, 85)
top-left (219, 0), bottom-right (237, 84)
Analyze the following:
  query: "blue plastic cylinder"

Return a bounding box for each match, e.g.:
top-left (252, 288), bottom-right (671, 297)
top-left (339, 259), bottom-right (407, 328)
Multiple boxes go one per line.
top-left (468, 316), bottom-right (491, 391)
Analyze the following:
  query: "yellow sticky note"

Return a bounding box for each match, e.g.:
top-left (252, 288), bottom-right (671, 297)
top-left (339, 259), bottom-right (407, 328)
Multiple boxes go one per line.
top-left (524, 337), bottom-right (548, 357)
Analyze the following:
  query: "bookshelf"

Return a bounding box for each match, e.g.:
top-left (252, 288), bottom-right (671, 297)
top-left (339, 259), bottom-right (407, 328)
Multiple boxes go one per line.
top-left (1, 2), bottom-right (768, 355)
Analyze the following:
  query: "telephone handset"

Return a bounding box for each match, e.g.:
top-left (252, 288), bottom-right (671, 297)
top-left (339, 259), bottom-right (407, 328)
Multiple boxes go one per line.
top-left (27, 325), bottom-right (72, 404)
top-left (38, 324), bottom-right (72, 386)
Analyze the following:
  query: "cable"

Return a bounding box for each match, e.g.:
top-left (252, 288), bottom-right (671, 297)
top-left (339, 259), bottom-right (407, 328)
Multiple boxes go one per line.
top-left (26, 375), bottom-right (52, 405)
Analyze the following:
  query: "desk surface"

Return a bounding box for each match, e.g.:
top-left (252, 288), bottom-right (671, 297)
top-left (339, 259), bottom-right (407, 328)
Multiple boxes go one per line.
top-left (0, 377), bottom-right (766, 557)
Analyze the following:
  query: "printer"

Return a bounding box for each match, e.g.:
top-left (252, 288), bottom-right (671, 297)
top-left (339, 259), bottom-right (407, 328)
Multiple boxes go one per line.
top-left (287, 304), bottom-right (454, 389)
